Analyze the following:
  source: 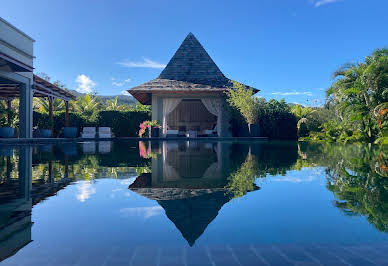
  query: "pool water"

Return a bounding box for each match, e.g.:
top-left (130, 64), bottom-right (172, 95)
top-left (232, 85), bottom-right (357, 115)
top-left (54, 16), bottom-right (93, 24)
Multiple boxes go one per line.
top-left (0, 141), bottom-right (387, 265)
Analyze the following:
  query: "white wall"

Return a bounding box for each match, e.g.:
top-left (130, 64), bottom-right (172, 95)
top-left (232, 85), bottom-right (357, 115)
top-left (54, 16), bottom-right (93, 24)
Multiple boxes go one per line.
top-left (0, 17), bottom-right (34, 68)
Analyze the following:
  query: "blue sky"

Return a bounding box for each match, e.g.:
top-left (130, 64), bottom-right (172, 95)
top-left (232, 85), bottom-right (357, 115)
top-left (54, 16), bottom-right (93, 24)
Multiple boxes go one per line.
top-left (1, 0), bottom-right (387, 106)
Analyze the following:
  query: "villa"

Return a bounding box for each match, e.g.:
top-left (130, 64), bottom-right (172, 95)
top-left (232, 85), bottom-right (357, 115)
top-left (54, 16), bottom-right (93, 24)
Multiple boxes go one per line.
top-left (128, 33), bottom-right (258, 137)
top-left (0, 17), bottom-right (75, 139)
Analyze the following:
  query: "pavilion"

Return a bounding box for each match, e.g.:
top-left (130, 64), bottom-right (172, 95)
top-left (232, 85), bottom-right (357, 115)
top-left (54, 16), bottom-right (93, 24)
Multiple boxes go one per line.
top-left (0, 17), bottom-right (75, 138)
top-left (128, 33), bottom-right (258, 137)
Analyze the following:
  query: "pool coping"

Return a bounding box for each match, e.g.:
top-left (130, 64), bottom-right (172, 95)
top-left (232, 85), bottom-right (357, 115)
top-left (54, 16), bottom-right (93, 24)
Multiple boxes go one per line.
top-left (0, 136), bottom-right (268, 144)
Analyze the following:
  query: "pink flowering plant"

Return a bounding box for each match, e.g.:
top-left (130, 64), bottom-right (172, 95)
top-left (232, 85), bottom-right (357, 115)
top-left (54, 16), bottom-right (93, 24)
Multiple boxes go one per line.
top-left (138, 141), bottom-right (160, 159)
top-left (138, 120), bottom-right (161, 138)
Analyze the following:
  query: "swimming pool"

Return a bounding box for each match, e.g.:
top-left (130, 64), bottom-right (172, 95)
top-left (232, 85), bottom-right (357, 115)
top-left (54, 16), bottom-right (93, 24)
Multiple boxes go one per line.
top-left (0, 141), bottom-right (387, 265)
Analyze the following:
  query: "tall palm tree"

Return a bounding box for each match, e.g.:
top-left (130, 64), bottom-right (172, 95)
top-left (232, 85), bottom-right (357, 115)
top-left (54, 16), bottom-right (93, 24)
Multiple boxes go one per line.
top-left (327, 48), bottom-right (388, 140)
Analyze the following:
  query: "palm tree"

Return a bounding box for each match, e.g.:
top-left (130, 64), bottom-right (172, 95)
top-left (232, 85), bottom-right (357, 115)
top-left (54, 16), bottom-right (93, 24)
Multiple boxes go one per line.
top-left (33, 98), bottom-right (65, 114)
top-left (291, 104), bottom-right (316, 137)
top-left (105, 96), bottom-right (126, 111)
top-left (326, 48), bottom-right (388, 140)
top-left (72, 94), bottom-right (101, 117)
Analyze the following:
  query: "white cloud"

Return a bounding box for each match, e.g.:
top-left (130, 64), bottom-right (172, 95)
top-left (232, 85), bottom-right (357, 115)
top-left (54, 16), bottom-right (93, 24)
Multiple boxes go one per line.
top-left (119, 206), bottom-right (163, 219)
top-left (272, 91), bottom-right (313, 96)
top-left (120, 178), bottom-right (136, 185)
top-left (117, 58), bottom-right (166, 69)
top-left (112, 78), bottom-right (131, 87)
top-left (121, 90), bottom-right (130, 96)
top-left (75, 74), bottom-right (96, 94)
top-left (314, 0), bottom-right (342, 7)
top-left (76, 181), bottom-right (96, 202)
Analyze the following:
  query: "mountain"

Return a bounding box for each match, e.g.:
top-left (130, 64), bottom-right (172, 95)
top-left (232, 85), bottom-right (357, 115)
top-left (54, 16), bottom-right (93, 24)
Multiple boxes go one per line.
top-left (69, 90), bottom-right (137, 105)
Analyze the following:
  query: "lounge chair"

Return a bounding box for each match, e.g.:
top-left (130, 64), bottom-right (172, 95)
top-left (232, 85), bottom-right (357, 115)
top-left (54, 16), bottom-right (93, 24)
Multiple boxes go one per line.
top-left (98, 141), bottom-right (112, 153)
top-left (98, 127), bottom-right (113, 138)
top-left (81, 127), bottom-right (96, 138)
top-left (165, 129), bottom-right (179, 138)
top-left (82, 142), bottom-right (96, 154)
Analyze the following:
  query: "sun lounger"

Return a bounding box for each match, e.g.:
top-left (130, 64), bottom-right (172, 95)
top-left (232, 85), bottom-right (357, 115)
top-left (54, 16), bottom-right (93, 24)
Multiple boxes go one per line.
top-left (82, 142), bottom-right (96, 154)
top-left (81, 127), bottom-right (96, 138)
top-left (98, 127), bottom-right (113, 138)
top-left (166, 129), bottom-right (179, 138)
top-left (98, 141), bottom-right (112, 153)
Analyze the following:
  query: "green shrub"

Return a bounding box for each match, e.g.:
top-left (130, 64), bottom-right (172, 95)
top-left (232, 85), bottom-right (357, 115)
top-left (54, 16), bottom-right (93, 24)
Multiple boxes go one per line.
top-left (95, 110), bottom-right (150, 137)
top-left (33, 110), bottom-right (151, 137)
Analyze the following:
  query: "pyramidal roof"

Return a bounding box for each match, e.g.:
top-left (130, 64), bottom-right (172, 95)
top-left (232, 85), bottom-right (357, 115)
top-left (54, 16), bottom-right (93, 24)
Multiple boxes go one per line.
top-left (158, 33), bottom-right (229, 87)
top-left (128, 33), bottom-right (258, 105)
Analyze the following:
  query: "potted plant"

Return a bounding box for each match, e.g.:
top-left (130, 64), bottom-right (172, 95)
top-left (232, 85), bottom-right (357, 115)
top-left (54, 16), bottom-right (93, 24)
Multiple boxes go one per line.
top-left (63, 127), bottom-right (78, 138)
top-left (37, 119), bottom-right (53, 138)
top-left (0, 108), bottom-right (17, 138)
top-left (139, 120), bottom-right (161, 138)
top-left (225, 82), bottom-right (261, 137)
top-left (138, 141), bottom-right (161, 158)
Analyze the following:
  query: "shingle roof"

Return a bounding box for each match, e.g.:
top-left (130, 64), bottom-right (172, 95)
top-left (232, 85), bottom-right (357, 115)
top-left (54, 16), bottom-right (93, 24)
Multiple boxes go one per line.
top-left (128, 33), bottom-right (257, 104)
top-left (158, 33), bottom-right (229, 87)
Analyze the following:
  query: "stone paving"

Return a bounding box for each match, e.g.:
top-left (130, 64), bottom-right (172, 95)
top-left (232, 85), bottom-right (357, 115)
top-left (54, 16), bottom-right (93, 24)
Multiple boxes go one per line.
top-left (2, 243), bottom-right (388, 266)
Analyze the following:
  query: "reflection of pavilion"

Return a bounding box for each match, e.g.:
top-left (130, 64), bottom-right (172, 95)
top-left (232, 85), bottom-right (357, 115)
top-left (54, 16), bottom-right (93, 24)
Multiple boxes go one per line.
top-left (130, 141), bottom-right (259, 246)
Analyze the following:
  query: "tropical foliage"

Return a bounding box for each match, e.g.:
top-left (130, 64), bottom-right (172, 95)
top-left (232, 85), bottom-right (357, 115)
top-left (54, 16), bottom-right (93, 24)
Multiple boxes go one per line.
top-left (303, 48), bottom-right (388, 143)
top-left (298, 143), bottom-right (388, 232)
top-left (225, 81), bottom-right (260, 124)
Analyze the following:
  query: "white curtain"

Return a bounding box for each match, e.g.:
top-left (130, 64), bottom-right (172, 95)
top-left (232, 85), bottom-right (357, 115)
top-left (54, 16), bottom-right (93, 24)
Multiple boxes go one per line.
top-left (162, 98), bottom-right (181, 134)
top-left (201, 98), bottom-right (223, 136)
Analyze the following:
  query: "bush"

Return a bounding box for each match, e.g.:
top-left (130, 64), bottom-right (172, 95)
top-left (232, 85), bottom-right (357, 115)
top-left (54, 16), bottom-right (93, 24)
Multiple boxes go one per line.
top-left (229, 99), bottom-right (297, 140)
top-left (34, 110), bottom-right (150, 137)
top-left (34, 111), bottom-right (88, 137)
top-left (95, 110), bottom-right (150, 137)
top-left (259, 111), bottom-right (297, 140)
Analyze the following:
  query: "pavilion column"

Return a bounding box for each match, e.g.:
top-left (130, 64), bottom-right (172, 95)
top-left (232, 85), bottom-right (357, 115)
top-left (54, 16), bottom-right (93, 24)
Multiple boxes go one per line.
top-left (6, 99), bottom-right (12, 125)
top-left (18, 145), bottom-right (32, 201)
top-left (65, 101), bottom-right (69, 127)
top-left (48, 96), bottom-right (53, 136)
top-left (48, 161), bottom-right (53, 185)
top-left (64, 158), bottom-right (69, 179)
top-left (19, 83), bottom-right (33, 138)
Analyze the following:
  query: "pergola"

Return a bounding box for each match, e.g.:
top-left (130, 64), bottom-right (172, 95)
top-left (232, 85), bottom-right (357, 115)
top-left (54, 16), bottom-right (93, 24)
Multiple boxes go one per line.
top-left (0, 75), bottom-right (76, 131)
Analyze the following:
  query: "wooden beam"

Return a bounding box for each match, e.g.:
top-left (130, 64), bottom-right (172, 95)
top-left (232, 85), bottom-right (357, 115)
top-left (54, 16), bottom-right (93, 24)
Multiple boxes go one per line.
top-left (33, 84), bottom-right (72, 101)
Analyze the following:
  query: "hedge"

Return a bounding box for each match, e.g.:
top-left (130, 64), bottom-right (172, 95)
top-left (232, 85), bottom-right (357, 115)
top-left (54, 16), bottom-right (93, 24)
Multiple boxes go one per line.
top-left (95, 110), bottom-right (150, 137)
top-left (33, 110), bottom-right (151, 137)
top-left (229, 108), bottom-right (297, 140)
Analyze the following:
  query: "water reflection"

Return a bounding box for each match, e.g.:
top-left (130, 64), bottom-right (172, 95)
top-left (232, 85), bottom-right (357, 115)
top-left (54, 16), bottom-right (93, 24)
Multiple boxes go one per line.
top-left (0, 146), bottom-right (32, 262)
top-left (0, 141), bottom-right (387, 261)
top-left (299, 143), bottom-right (388, 232)
top-left (128, 141), bottom-right (306, 245)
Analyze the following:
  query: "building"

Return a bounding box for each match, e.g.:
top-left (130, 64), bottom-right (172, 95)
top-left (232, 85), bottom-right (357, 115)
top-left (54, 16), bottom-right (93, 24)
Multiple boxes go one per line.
top-left (128, 33), bottom-right (258, 137)
top-left (0, 17), bottom-right (75, 138)
top-left (0, 17), bottom-right (35, 138)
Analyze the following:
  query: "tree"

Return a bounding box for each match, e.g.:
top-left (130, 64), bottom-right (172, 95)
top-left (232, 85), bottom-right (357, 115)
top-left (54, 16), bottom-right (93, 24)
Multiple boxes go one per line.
top-left (225, 81), bottom-right (260, 124)
top-left (105, 96), bottom-right (126, 111)
top-left (72, 94), bottom-right (101, 118)
top-left (326, 48), bottom-right (388, 142)
top-left (34, 98), bottom-right (65, 114)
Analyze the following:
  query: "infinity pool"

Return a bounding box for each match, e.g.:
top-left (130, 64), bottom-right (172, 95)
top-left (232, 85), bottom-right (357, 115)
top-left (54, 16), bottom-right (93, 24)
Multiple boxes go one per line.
top-left (0, 141), bottom-right (387, 265)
